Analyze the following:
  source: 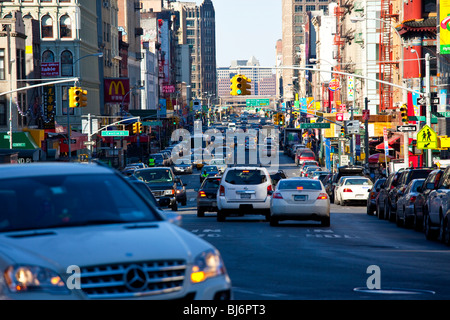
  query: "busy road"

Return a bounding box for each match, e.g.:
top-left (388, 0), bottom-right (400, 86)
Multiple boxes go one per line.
top-left (161, 149), bottom-right (450, 300)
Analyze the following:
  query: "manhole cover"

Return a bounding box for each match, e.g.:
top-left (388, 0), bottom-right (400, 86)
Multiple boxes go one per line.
top-left (354, 287), bottom-right (435, 295)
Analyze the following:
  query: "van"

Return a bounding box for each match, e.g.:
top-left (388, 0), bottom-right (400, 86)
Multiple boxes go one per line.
top-left (228, 122), bottom-right (236, 131)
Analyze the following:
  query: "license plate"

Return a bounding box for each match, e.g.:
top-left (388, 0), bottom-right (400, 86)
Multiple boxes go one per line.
top-left (294, 195), bottom-right (307, 201)
top-left (356, 194), bottom-right (364, 198)
top-left (241, 194), bottom-right (251, 199)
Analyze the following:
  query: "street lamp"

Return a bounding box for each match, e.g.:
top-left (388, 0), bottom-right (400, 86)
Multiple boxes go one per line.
top-left (410, 49), bottom-right (421, 78)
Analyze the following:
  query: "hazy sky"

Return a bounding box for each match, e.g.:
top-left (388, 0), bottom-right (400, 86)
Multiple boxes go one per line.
top-left (195, 0), bottom-right (282, 68)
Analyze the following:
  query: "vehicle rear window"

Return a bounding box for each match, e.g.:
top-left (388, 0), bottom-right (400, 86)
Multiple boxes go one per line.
top-left (203, 179), bottom-right (221, 189)
top-left (278, 180), bottom-right (322, 190)
top-left (408, 170), bottom-right (433, 182)
top-left (300, 152), bottom-right (314, 158)
top-left (134, 169), bottom-right (173, 183)
top-left (225, 169), bottom-right (267, 185)
top-left (344, 178), bottom-right (372, 185)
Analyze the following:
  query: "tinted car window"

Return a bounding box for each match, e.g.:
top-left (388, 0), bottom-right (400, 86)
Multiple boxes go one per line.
top-left (225, 169), bottom-right (267, 185)
top-left (134, 169), bottom-right (173, 183)
top-left (300, 152), bottom-right (314, 157)
top-left (203, 179), bottom-right (221, 189)
top-left (408, 170), bottom-right (433, 183)
top-left (278, 180), bottom-right (322, 190)
top-left (0, 174), bottom-right (159, 232)
top-left (344, 178), bottom-right (372, 185)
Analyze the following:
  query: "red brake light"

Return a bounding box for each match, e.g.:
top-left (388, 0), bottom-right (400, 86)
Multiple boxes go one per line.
top-left (410, 196), bottom-right (416, 203)
top-left (267, 184), bottom-right (273, 195)
top-left (273, 192), bottom-right (283, 199)
top-left (219, 185), bottom-right (225, 196)
top-left (343, 188), bottom-right (353, 193)
top-left (317, 193), bottom-right (328, 200)
top-left (199, 191), bottom-right (206, 198)
top-left (297, 186), bottom-right (303, 190)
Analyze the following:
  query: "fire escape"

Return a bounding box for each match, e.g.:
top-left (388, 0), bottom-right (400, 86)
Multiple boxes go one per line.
top-left (379, 0), bottom-right (396, 111)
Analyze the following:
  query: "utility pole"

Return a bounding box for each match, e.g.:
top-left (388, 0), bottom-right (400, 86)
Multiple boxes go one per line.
top-left (364, 97), bottom-right (370, 165)
top-left (425, 53), bottom-right (432, 167)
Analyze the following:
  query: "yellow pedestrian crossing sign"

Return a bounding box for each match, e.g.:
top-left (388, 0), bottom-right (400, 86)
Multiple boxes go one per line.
top-left (417, 125), bottom-right (438, 149)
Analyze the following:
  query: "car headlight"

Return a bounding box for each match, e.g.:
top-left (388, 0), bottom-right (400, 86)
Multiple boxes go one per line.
top-left (164, 189), bottom-right (175, 196)
top-left (191, 249), bottom-right (226, 284)
top-left (4, 265), bottom-right (69, 293)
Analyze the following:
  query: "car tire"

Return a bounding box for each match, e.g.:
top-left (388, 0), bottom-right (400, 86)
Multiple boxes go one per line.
top-left (269, 216), bottom-right (278, 227)
top-left (217, 210), bottom-right (226, 222)
top-left (171, 202), bottom-right (178, 211)
top-left (197, 208), bottom-right (205, 218)
top-left (384, 202), bottom-right (390, 221)
top-left (335, 194), bottom-right (340, 205)
top-left (424, 214), bottom-right (438, 240)
top-left (444, 217), bottom-right (450, 246)
top-left (264, 210), bottom-right (271, 222)
top-left (396, 208), bottom-right (404, 227)
top-left (321, 216), bottom-right (330, 227)
top-left (182, 199), bottom-right (187, 206)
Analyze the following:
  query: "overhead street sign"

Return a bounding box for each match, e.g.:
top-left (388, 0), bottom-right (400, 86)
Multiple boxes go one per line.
top-left (101, 130), bottom-right (129, 137)
top-left (397, 125), bottom-right (417, 132)
top-left (300, 123), bottom-right (330, 129)
top-left (246, 99), bottom-right (270, 107)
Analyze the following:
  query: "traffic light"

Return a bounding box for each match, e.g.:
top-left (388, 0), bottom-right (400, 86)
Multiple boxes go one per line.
top-left (69, 86), bottom-right (80, 108)
top-left (132, 122), bottom-right (138, 134)
top-left (240, 75), bottom-right (251, 95)
top-left (230, 75), bottom-right (239, 95)
top-left (340, 126), bottom-right (346, 136)
top-left (278, 113), bottom-right (284, 125)
top-left (79, 88), bottom-right (88, 108)
top-left (137, 121), bottom-right (142, 133)
top-left (400, 104), bottom-right (408, 123)
top-left (273, 113), bottom-right (279, 125)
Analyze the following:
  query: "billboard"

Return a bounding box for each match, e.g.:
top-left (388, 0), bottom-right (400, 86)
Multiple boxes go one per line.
top-left (441, 0), bottom-right (450, 54)
top-left (104, 78), bottom-right (130, 104)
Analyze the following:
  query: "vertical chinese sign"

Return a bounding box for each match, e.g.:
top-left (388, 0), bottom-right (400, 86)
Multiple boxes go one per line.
top-left (43, 85), bottom-right (55, 129)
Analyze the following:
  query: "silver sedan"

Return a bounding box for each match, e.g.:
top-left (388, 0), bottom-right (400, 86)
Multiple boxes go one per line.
top-left (269, 177), bottom-right (330, 227)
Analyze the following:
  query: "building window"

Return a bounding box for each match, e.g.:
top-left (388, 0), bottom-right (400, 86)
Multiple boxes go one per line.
top-left (295, 5), bottom-right (303, 12)
top-left (60, 50), bottom-right (73, 76)
top-left (0, 49), bottom-right (4, 80)
top-left (306, 5), bottom-right (316, 11)
top-left (0, 100), bottom-right (6, 126)
top-left (42, 50), bottom-right (55, 62)
top-left (41, 15), bottom-right (53, 38)
top-left (60, 15), bottom-right (72, 38)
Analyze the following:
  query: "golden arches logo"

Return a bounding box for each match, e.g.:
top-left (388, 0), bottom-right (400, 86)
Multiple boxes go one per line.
top-left (109, 81), bottom-right (125, 95)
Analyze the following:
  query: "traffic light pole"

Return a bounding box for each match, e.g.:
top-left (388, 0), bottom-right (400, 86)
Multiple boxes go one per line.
top-left (425, 53), bottom-right (432, 167)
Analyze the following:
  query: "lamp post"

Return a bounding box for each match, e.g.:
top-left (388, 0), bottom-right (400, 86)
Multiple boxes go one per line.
top-left (67, 52), bottom-right (103, 161)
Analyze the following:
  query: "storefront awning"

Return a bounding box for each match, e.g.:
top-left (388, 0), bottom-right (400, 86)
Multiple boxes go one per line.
top-left (375, 135), bottom-right (401, 150)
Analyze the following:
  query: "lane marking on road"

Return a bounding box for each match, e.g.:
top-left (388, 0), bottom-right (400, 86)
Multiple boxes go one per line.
top-left (306, 229), bottom-right (359, 239)
top-left (190, 229), bottom-right (222, 238)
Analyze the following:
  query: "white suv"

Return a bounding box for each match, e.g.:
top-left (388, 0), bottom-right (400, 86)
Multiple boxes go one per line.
top-left (217, 166), bottom-right (273, 222)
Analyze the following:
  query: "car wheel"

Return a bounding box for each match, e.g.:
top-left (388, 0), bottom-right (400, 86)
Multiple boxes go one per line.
top-left (444, 217), bottom-right (450, 246)
top-left (321, 216), bottom-right (330, 227)
top-left (269, 216), bottom-right (278, 227)
top-left (424, 214), bottom-right (437, 240)
top-left (396, 207), bottom-right (404, 227)
top-left (335, 193), bottom-right (340, 205)
top-left (217, 210), bottom-right (226, 222)
top-left (366, 204), bottom-right (373, 216)
top-left (197, 208), bottom-right (205, 218)
top-left (182, 199), bottom-right (187, 206)
top-left (377, 203), bottom-right (384, 220)
top-left (384, 202), bottom-right (390, 221)
top-left (171, 202), bottom-right (178, 211)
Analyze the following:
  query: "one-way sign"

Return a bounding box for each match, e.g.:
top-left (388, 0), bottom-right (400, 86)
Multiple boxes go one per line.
top-left (397, 125), bottom-right (417, 132)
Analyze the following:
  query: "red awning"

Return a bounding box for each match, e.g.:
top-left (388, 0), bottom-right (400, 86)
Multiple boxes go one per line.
top-left (375, 135), bottom-right (401, 150)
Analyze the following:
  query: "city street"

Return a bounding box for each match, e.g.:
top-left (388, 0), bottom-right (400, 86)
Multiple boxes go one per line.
top-left (172, 151), bottom-right (450, 300)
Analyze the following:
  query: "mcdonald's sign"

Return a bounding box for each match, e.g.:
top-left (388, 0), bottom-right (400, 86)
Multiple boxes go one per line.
top-left (104, 78), bottom-right (130, 103)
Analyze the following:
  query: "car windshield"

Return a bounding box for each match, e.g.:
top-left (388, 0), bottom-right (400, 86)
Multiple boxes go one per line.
top-left (151, 154), bottom-right (163, 160)
top-left (204, 166), bottom-right (218, 172)
top-left (175, 158), bottom-right (190, 165)
top-left (278, 180), bottom-right (322, 190)
top-left (225, 169), bottom-right (267, 185)
top-left (0, 174), bottom-right (159, 232)
top-left (203, 179), bottom-right (221, 189)
top-left (344, 178), bottom-right (372, 185)
top-left (134, 169), bottom-right (173, 183)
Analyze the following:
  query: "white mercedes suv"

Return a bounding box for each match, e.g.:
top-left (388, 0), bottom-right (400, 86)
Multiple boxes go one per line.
top-left (217, 166), bottom-right (273, 222)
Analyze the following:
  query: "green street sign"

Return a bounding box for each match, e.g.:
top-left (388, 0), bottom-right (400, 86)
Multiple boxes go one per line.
top-left (300, 123), bottom-right (330, 129)
top-left (246, 99), bottom-right (270, 107)
top-left (408, 116), bottom-right (438, 124)
top-left (101, 130), bottom-right (129, 137)
top-left (432, 111), bottom-right (450, 118)
top-left (142, 121), bottom-right (162, 127)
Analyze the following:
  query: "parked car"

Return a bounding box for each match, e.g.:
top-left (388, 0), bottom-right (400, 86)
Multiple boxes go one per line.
top-left (175, 177), bottom-right (187, 206)
top-left (133, 167), bottom-right (179, 211)
top-left (334, 176), bottom-right (373, 206)
top-left (196, 176), bottom-right (222, 217)
top-left (387, 168), bottom-right (434, 222)
top-left (413, 169), bottom-right (444, 231)
top-left (396, 178), bottom-right (425, 227)
top-left (200, 165), bottom-right (220, 183)
top-left (295, 149), bottom-right (316, 165)
top-left (376, 170), bottom-right (404, 220)
top-left (173, 157), bottom-right (194, 174)
top-left (424, 165), bottom-right (450, 242)
top-left (0, 163), bottom-right (232, 300)
top-left (325, 165), bottom-right (366, 203)
top-left (269, 177), bottom-right (330, 227)
top-left (217, 166), bottom-right (273, 222)
top-left (299, 161), bottom-right (319, 175)
top-left (366, 178), bottom-right (386, 216)
top-left (127, 177), bottom-right (182, 226)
